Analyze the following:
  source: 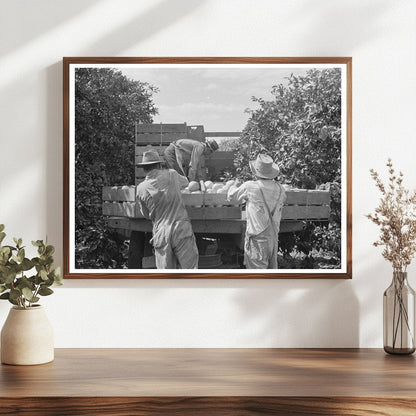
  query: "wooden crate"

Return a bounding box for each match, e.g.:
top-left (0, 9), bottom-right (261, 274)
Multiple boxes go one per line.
top-left (187, 206), bottom-right (241, 220)
top-left (102, 185), bottom-right (242, 219)
top-left (135, 123), bottom-right (205, 145)
top-left (181, 193), bottom-right (240, 207)
top-left (283, 189), bottom-right (330, 220)
top-left (102, 186), bottom-right (330, 222)
top-left (136, 123), bottom-right (188, 134)
top-left (285, 189), bottom-right (330, 205)
top-left (136, 132), bottom-right (186, 145)
top-left (186, 125), bottom-right (205, 140)
top-left (282, 205), bottom-right (330, 220)
top-left (205, 151), bottom-right (236, 178)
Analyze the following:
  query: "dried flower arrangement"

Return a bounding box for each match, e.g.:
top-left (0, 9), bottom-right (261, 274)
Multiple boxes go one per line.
top-left (367, 159), bottom-right (416, 354)
top-left (366, 159), bottom-right (416, 272)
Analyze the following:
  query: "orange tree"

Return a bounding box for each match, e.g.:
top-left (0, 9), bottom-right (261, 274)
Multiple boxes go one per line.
top-left (234, 69), bottom-right (342, 267)
top-left (75, 68), bottom-right (158, 268)
top-left (235, 68), bottom-right (341, 187)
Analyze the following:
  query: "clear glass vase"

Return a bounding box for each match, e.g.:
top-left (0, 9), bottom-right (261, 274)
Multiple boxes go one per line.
top-left (383, 271), bottom-right (415, 355)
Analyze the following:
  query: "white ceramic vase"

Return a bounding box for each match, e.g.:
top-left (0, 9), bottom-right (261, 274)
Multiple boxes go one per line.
top-left (1, 305), bottom-right (54, 365)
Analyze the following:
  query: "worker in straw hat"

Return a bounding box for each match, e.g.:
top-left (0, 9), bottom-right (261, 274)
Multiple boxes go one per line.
top-left (164, 138), bottom-right (219, 182)
top-left (228, 154), bottom-right (286, 269)
top-left (136, 149), bottom-right (198, 269)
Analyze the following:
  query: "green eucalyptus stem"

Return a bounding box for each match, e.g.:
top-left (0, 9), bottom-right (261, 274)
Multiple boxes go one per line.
top-left (32, 284), bottom-right (41, 306)
top-left (0, 224), bottom-right (62, 308)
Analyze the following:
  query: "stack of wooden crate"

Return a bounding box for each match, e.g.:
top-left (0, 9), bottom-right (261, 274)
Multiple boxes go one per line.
top-left (135, 123), bottom-right (206, 184)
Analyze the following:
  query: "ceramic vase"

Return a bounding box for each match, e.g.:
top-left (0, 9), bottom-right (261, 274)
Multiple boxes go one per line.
top-left (1, 305), bottom-right (54, 365)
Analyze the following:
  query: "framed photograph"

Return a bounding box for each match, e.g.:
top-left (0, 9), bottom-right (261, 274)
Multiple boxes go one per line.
top-left (63, 57), bottom-right (352, 279)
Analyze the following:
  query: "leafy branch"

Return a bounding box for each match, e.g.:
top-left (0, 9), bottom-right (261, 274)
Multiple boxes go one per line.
top-left (0, 224), bottom-right (62, 308)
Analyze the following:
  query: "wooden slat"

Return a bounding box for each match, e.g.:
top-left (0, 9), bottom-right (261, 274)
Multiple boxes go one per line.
top-left (136, 140), bottom-right (176, 146)
top-left (285, 190), bottom-right (330, 205)
top-left (103, 202), bottom-right (140, 217)
top-left (181, 193), bottom-right (239, 207)
top-left (136, 132), bottom-right (186, 144)
top-left (102, 186), bottom-right (136, 202)
top-left (118, 186), bottom-right (135, 201)
top-left (123, 202), bottom-right (142, 218)
top-left (186, 206), bottom-right (242, 220)
top-left (136, 123), bottom-right (187, 133)
top-left (104, 204), bottom-right (241, 220)
top-left (181, 193), bottom-right (204, 206)
top-left (186, 125), bottom-right (205, 140)
top-left (280, 221), bottom-right (305, 233)
top-left (102, 201), bottom-right (113, 216)
top-left (205, 132), bottom-right (241, 137)
top-left (109, 217), bottom-right (153, 232)
top-left (203, 193), bottom-right (239, 206)
top-left (205, 151), bottom-right (236, 175)
top-left (206, 151), bottom-right (235, 160)
top-left (102, 202), bottom-right (124, 216)
top-left (107, 217), bottom-right (310, 235)
top-left (102, 186), bottom-right (114, 200)
top-left (282, 205), bottom-right (330, 220)
top-left (136, 145), bottom-right (168, 157)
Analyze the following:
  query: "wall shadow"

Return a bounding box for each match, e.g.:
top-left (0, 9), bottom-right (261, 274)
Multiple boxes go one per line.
top-left (80, 0), bottom-right (207, 55)
top-left (232, 279), bottom-right (360, 347)
top-left (0, 0), bottom-right (101, 56)
top-left (287, 0), bottom-right (393, 51)
top-left (46, 61), bottom-right (63, 262)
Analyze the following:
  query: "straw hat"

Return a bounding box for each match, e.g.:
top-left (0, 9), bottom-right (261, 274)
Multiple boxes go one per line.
top-left (249, 154), bottom-right (279, 179)
top-left (205, 138), bottom-right (219, 152)
top-left (136, 149), bottom-right (162, 166)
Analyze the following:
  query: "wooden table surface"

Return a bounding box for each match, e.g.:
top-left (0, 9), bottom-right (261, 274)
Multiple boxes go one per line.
top-left (1, 348), bottom-right (415, 415)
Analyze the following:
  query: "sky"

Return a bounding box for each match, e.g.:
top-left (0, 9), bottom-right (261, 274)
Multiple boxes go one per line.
top-left (121, 65), bottom-right (310, 132)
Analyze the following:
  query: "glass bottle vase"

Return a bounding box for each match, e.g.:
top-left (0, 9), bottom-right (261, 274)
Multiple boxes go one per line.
top-left (383, 271), bottom-right (415, 355)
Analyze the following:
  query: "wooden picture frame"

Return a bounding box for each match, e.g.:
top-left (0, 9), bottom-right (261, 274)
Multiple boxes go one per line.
top-left (63, 57), bottom-right (352, 279)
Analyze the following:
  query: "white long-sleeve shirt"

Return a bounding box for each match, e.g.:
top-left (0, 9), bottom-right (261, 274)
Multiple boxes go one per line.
top-left (228, 180), bottom-right (286, 237)
top-left (136, 169), bottom-right (190, 244)
top-left (172, 139), bottom-right (206, 181)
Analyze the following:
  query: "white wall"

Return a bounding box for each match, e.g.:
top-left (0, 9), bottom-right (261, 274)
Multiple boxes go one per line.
top-left (1, 0), bottom-right (415, 348)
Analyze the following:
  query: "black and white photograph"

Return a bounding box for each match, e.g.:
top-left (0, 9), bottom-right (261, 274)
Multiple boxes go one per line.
top-left (64, 58), bottom-right (352, 278)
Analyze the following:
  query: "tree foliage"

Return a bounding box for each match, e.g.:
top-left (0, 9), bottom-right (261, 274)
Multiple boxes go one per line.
top-left (235, 68), bottom-right (341, 189)
top-left (234, 69), bottom-right (342, 268)
top-left (75, 68), bottom-right (158, 268)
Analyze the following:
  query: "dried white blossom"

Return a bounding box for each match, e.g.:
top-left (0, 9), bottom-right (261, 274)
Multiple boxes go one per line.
top-left (367, 159), bottom-right (416, 272)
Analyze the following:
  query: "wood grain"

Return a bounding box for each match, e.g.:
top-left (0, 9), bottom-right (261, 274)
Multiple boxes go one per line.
top-left (1, 349), bottom-right (415, 415)
top-left (1, 397), bottom-right (416, 416)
